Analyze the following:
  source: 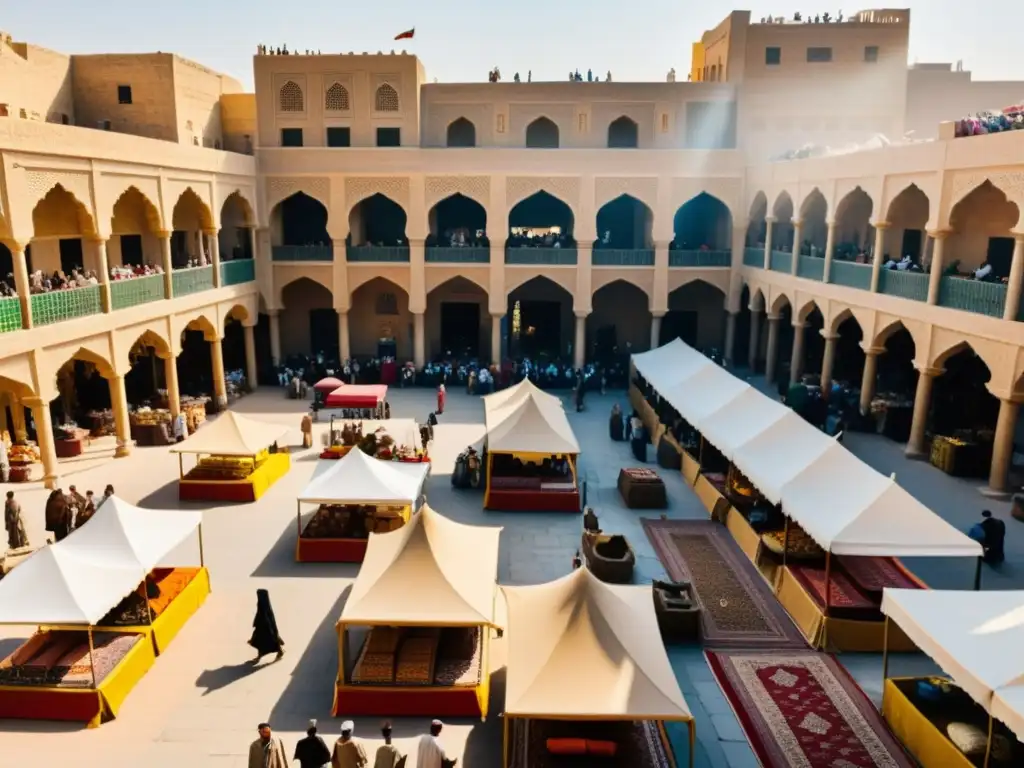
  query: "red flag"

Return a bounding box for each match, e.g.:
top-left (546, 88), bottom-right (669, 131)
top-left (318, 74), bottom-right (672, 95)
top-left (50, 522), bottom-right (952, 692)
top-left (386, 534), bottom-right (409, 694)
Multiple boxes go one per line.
top-left (394, 28), bottom-right (415, 41)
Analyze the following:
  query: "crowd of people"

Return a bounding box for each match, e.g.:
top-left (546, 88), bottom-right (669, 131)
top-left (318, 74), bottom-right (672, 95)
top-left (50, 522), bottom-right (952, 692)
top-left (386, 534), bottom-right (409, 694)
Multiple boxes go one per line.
top-left (0, 262), bottom-right (169, 299)
top-left (4, 484), bottom-right (114, 550)
top-left (424, 229), bottom-right (489, 248)
top-left (506, 230), bottom-right (575, 249)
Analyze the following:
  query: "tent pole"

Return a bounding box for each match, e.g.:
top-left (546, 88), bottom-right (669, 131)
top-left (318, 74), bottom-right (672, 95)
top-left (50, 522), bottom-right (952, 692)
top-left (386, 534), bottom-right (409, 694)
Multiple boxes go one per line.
top-left (983, 714), bottom-right (994, 768)
top-left (689, 720), bottom-right (695, 768)
top-left (698, 435), bottom-right (704, 466)
top-left (502, 714), bottom-right (509, 768)
top-left (822, 551), bottom-right (832, 651)
top-left (782, 517), bottom-right (790, 569)
top-left (881, 616), bottom-right (890, 681)
top-left (178, 453), bottom-right (183, 479)
top-left (144, 576), bottom-right (155, 625)
top-left (88, 626), bottom-right (101, 714)
top-left (198, 522), bottom-right (206, 568)
top-left (974, 556), bottom-right (983, 591)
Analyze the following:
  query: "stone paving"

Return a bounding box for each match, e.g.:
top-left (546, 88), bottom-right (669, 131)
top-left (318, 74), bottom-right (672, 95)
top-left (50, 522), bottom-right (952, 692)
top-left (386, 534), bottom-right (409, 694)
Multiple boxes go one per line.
top-left (0, 382), bottom-right (1016, 767)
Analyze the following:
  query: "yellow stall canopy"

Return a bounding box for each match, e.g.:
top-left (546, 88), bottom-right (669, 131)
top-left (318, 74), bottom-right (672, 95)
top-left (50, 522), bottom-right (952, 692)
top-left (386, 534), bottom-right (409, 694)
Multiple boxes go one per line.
top-left (502, 568), bottom-right (691, 720)
top-left (340, 505), bottom-right (502, 628)
top-left (170, 411), bottom-right (290, 456)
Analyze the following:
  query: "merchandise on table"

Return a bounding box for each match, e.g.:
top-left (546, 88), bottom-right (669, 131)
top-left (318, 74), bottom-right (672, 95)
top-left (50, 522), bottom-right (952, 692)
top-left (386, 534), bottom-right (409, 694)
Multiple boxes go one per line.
top-left (8, 443), bottom-right (40, 465)
top-left (0, 631), bottom-right (142, 688)
top-left (760, 523), bottom-right (825, 560)
top-left (350, 627), bottom-right (483, 688)
top-left (184, 454), bottom-right (261, 481)
top-left (301, 505), bottom-right (406, 539)
top-left (98, 568), bottom-right (199, 625)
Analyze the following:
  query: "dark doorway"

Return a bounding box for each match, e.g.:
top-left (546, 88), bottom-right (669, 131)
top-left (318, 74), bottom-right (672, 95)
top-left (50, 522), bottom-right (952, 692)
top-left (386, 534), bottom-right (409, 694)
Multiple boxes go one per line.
top-left (899, 229), bottom-right (922, 262)
top-left (59, 238), bottom-right (84, 274)
top-left (255, 312), bottom-right (274, 375)
top-left (593, 324), bottom-right (618, 364)
top-left (512, 300), bottom-right (562, 358)
top-left (120, 234), bottom-right (143, 266)
top-left (224, 320), bottom-right (246, 371)
top-left (281, 192), bottom-right (330, 246)
top-left (0, 243), bottom-right (12, 278)
top-left (988, 237), bottom-right (1015, 279)
top-left (440, 302), bottom-right (481, 357)
top-left (309, 308), bottom-right (339, 359)
top-left (171, 231), bottom-right (189, 267)
top-left (660, 311), bottom-right (698, 347)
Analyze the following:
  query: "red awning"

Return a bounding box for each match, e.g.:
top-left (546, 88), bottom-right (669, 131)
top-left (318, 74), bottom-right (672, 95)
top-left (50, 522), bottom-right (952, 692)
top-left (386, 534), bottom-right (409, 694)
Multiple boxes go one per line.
top-left (324, 384), bottom-right (388, 408)
top-left (314, 377), bottom-right (345, 393)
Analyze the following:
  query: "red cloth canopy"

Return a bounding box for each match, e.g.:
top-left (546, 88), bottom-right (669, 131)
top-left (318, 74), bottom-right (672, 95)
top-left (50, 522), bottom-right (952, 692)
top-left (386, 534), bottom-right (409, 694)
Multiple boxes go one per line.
top-left (325, 384), bottom-right (388, 408)
top-left (314, 377), bottom-right (345, 393)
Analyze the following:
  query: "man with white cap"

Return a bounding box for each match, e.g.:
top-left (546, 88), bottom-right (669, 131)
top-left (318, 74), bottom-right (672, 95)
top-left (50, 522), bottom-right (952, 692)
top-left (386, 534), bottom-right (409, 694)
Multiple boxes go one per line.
top-left (331, 720), bottom-right (369, 768)
top-left (294, 719), bottom-right (331, 768)
top-left (416, 720), bottom-right (456, 768)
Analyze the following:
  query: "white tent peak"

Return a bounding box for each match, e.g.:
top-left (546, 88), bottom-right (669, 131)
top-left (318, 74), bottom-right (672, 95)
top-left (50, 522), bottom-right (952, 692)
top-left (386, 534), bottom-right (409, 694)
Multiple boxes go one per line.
top-left (299, 449), bottom-right (428, 505)
top-left (170, 411), bottom-right (290, 456)
top-left (485, 386), bottom-right (579, 455)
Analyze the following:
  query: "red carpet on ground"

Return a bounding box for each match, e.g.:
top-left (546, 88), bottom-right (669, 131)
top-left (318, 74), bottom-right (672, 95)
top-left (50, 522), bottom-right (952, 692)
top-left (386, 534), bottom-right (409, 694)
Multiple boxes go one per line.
top-left (707, 650), bottom-right (913, 767)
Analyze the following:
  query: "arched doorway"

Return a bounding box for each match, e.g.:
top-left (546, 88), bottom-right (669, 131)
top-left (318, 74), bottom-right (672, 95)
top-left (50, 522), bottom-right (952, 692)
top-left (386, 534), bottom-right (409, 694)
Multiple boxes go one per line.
top-left (123, 330), bottom-right (173, 409)
top-left (507, 276), bottom-right (573, 359)
top-left (507, 191), bottom-right (575, 254)
top-left (833, 187), bottom-right (874, 260)
top-left (885, 184), bottom-right (929, 264)
top-left (673, 193), bottom-right (732, 251)
top-left (589, 280), bottom-right (649, 364)
top-left (281, 278), bottom-right (336, 360)
top-left (176, 316), bottom-right (217, 402)
top-left (594, 195), bottom-right (652, 250)
top-left (219, 192), bottom-right (256, 262)
top-left (350, 277), bottom-right (411, 360)
top-left (427, 276), bottom-right (488, 359)
top-left (801, 305), bottom-right (826, 381)
top-left (929, 345), bottom-right (998, 477)
top-left (446, 118), bottom-right (476, 147)
top-left (663, 279), bottom-right (727, 351)
top-left (799, 189), bottom-right (828, 256)
top-left (271, 192), bottom-right (330, 259)
top-left (607, 116), bottom-right (638, 148)
top-left (746, 192), bottom-right (768, 248)
top-left (170, 188), bottom-right (214, 268)
top-left (832, 313), bottom-right (865, 385)
top-left (223, 307), bottom-right (249, 374)
top-left (428, 194), bottom-right (488, 248)
top-left (948, 181), bottom-right (1019, 282)
top-left (525, 117), bottom-right (559, 148)
top-left (110, 186), bottom-right (161, 270)
top-left (772, 192), bottom-right (795, 254)
top-left (873, 323), bottom-right (918, 442)
top-left (348, 194), bottom-right (407, 247)
top-left (30, 185), bottom-right (100, 322)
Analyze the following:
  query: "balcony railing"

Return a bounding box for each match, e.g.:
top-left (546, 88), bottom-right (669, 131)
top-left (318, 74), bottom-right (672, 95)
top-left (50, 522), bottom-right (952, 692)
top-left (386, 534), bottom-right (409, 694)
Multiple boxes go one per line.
top-left (938, 277), bottom-right (1007, 318)
top-left (172, 266), bottom-right (215, 298)
top-left (110, 274), bottom-right (166, 310)
top-left (505, 247), bottom-right (578, 265)
top-left (797, 255), bottom-right (825, 281)
top-left (221, 259), bottom-right (256, 286)
top-left (670, 250), bottom-right (731, 267)
top-left (769, 250), bottom-right (792, 274)
top-left (0, 296), bottom-right (22, 334)
top-left (878, 269), bottom-right (928, 302)
top-left (829, 261), bottom-right (872, 291)
top-left (347, 246), bottom-right (411, 263)
top-left (31, 285), bottom-right (102, 327)
top-left (743, 247), bottom-right (764, 267)
top-left (425, 247), bottom-right (489, 264)
top-left (272, 245), bottom-right (332, 262)
top-left (593, 249), bottom-right (655, 266)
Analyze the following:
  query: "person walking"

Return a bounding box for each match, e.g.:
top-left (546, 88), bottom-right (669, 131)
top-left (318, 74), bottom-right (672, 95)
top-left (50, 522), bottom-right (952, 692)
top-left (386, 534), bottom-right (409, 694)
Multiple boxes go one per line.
top-left (44, 488), bottom-right (71, 542)
top-left (75, 490), bottom-right (97, 528)
top-left (294, 719), bottom-right (332, 768)
top-left (4, 491), bottom-right (28, 550)
top-left (248, 589), bottom-right (285, 664)
top-left (373, 722), bottom-right (405, 768)
top-left (980, 509), bottom-right (1006, 565)
top-left (301, 412), bottom-right (314, 449)
top-left (248, 722), bottom-right (289, 768)
top-left (331, 720), bottom-right (368, 768)
top-left (436, 383), bottom-right (446, 415)
top-left (416, 720), bottom-right (456, 768)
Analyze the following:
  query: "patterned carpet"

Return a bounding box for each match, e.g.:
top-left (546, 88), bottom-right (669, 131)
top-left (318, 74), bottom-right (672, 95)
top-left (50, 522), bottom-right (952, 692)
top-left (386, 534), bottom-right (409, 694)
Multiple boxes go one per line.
top-left (509, 718), bottom-right (671, 768)
top-left (643, 519), bottom-right (806, 649)
top-left (707, 650), bottom-right (914, 768)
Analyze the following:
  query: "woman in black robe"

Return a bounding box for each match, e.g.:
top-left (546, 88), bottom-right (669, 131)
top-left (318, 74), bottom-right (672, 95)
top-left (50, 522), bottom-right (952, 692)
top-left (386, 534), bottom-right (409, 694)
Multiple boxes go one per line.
top-left (249, 589), bottom-right (284, 663)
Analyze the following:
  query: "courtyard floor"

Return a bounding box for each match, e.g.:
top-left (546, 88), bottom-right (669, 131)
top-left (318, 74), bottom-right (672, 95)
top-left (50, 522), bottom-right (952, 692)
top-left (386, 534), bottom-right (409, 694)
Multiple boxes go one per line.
top-left (0, 382), bottom-right (1019, 767)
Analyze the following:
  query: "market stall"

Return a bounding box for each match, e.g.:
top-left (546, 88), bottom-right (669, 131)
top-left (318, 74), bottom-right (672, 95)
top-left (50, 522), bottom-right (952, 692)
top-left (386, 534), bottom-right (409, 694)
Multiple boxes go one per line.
top-left (296, 448), bottom-right (430, 563)
top-left (0, 498), bottom-right (206, 727)
top-left (483, 380), bottom-right (580, 512)
top-left (172, 411), bottom-right (291, 502)
top-left (319, 418), bottom-right (425, 461)
top-left (333, 505), bottom-right (501, 719)
top-left (318, 384), bottom-right (388, 420)
top-left (880, 589), bottom-right (1024, 767)
top-left (502, 567), bottom-right (694, 768)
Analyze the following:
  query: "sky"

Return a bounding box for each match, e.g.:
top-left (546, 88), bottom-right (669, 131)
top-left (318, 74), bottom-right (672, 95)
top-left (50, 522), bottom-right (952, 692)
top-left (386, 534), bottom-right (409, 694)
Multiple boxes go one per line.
top-left (5, 1), bottom-right (1024, 89)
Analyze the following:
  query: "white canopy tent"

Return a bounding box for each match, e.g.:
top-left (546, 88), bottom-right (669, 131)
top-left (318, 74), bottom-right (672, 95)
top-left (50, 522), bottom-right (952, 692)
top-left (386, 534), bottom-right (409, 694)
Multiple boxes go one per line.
top-left (483, 377), bottom-right (561, 411)
top-left (484, 388), bottom-right (580, 455)
top-left (660, 368), bottom-right (751, 428)
top-left (298, 449), bottom-right (429, 505)
top-left (633, 338), bottom-right (713, 392)
top-left (170, 411), bottom-right (290, 456)
top-left (340, 505), bottom-right (502, 627)
top-left (881, 588), bottom-right (1024, 742)
top-left (699, 388), bottom-right (792, 460)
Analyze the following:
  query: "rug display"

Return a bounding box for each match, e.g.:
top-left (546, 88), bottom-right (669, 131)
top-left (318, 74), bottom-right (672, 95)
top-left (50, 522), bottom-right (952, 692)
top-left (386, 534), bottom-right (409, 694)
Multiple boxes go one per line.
top-left (510, 718), bottom-right (671, 768)
top-left (707, 650), bottom-right (913, 768)
top-left (835, 556), bottom-right (923, 596)
top-left (787, 564), bottom-right (877, 619)
top-left (643, 519), bottom-right (806, 649)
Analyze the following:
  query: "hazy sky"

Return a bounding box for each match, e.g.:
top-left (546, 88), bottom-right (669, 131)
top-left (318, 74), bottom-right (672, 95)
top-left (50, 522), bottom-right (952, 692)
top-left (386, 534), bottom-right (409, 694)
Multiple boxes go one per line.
top-left (5, 1), bottom-right (1022, 89)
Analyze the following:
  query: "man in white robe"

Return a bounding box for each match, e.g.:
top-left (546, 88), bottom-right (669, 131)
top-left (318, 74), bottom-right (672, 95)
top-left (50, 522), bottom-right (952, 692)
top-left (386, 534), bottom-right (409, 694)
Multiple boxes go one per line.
top-left (416, 720), bottom-right (455, 768)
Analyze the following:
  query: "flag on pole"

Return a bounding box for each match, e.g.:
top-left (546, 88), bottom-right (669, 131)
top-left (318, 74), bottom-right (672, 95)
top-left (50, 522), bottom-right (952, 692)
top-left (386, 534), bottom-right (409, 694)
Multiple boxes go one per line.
top-left (394, 28), bottom-right (415, 41)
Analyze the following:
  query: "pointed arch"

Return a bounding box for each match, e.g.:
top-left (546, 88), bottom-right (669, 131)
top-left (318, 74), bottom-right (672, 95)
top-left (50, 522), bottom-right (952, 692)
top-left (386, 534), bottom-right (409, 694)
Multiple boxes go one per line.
top-left (279, 80), bottom-right (304, 112)
top-left (426, 272), bottom-right (489, 296)
top-left (795, 297), bottom-right (824, 323)
top-left (220, 191), bottom-right (255, 227)
top-left (607, 116), bottom-right (639, 148)
top-left (375, 83), bottom-right (400, 112)
top-left (111, 186), bottom-right (162, 235)
top-left (32, 183), bottom-right (98, 238)
top-left (508, 191), bottom-right (575, 242)
top-left (595, 194), bottom-right (653, 249)
top-left (772, 191), bottom-right (795, 222)
top-left (446, 117), bottom-right (476, 148)
top-left (885, 183), bottom-right (930, 226)
top-left (325, 82), bottom-right (350, 112)
top-left (429, 193), bottom-right (487, 239)
top-left (525, 117), bottom-right (559, 148)
top-left (674, 192), bottom-right (733, 250)
top-left (271, 192), bottom-right (330, 247)
top-left (172, 187), bottom-right (214, 231)
top-left (348, 193), bottom-right (407, 246)
top-left (769, 292), bottom-right (792, 315)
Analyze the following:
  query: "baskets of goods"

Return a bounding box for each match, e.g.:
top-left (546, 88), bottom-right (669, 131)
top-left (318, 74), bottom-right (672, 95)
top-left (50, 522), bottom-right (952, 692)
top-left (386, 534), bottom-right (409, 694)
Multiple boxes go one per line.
top-left (186, 456), bottom-right (255, 481)
top-left (352, 651), bottom-right (396, 684)
top-left (760, 524), bottom-right (824, 560)
top-left (395, 636), bottom-right (438, 685)
top-left (130, 408), bottom-right (171, 426)
top-left (8, 444), bottom-right (40, 465)
top-left (303, 506), bottom-right (366, 539)
top-left (367, 627), bottom-right (406, 654)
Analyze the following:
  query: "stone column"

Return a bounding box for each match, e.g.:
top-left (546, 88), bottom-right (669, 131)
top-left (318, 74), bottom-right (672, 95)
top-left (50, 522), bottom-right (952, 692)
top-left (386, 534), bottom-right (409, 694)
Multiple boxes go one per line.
top-left (906, 367), bottom-right (941, 458)
top-left (986, 397), bottom-right (1020, 495)
top-left (249, 226), bottom-right (258, 261)
top-left (210, 337), bottom-right (228, 410)
top-left (108, 374), bottom-right (133, 458)
top-left (490, 313), bottom-right (503, 365)
top-left (790, 220), bottom-right (803, 275)
top-left (870, 223), bottom-right (888, 293)
top-left (819, 333), bottom-right (839, 395)
top-left (338, 311), bottom-right (351, 361)
top-left (244, 324), bottom-right (258, 389)
top-left (413, 312), bottom-right (426, 369)
top-left (859, 347), bottom-right (884, 415)
top-left (650, 311), bottom-right (665, 350)
top-left (926, 232), bottom-right (947, 305)
top-left (763, 216), bottom-right (775, 269)
top-left (268, 310), bottom-right (282, 366)
top-left (1003, 235), bottom-right (1024, 321)
top-left (10, 242), bottom-right (32, 329)
top-left (723, 311), bottom-right (738, 365)
top-left (25, 397), bottom-right (59, 489)
top-left (747, 308), bottom-right (761, 372)
top-left (163, 354), bottom-right (181, 420)
top-left (573, 312), bottom-right (587, 369)
top-left (92, 238), bottom-right (112, 312)
top-left (822, 221), bottom-right (837, 283)
top-left (159, 232), bottom-right (174, 299)
top-left (206, 229), bottom-right (222, 287)
top-left (10, 401), bottom-right (27, 442)
top-left (764, 315), bottom-right (781, 384)
top-left (789, 321), bottom-right (807, 385)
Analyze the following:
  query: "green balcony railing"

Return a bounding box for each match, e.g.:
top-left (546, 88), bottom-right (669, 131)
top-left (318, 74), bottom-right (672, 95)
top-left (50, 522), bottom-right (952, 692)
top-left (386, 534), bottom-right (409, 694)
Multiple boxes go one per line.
top-left (347, 246), bottom-right (411, 263)
top-left (425, 247), bottom-right (489, 264)
top-left (592, 249), bottom-right (655, 266)
top-left (829, 261), bottom-right (873, 291)
top-left (505, 247), bottom-right (578, 265)
top-left (769, 250), bottom-right (792, 273)
top-left (221, 259), bottom-right (256, 286)
top-left (110, 274), bottom-right (166, 310)
top-left (272, 245), bottom-right (332, 261)
top-left (938, 277), bottom-right (1007, 318)
top-left (797, 255), bottom-right (825, 281)
top-left (743, 247), bottom-right (765, 267)
top-left (669, 250), bottom-right (731, 267)
top-left (0, 296), bottom-right (23, 333)
top-left (172, 266), bottom-right (214, 298)
top-left (878, 269), bottom-right (928, 302)
top-left (31, 285), bottom-right (102, 327)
